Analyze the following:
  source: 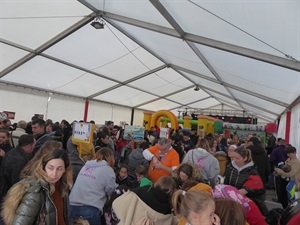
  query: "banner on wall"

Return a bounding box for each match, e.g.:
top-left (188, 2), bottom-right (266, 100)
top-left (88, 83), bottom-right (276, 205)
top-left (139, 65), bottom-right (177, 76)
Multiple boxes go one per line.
top-left (124, 125), bottom-right (145, 140)
top-left (3, 111), bottom-right (15, 119)
top-left (72, 122), bottom-right (93, 143)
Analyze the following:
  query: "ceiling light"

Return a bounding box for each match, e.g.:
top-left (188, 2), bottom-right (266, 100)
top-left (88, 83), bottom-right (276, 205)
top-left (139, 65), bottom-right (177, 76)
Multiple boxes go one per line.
top-left (91, 18), bottom-right (104, 29)
top-left (194, 86), bottom-right (200, 91)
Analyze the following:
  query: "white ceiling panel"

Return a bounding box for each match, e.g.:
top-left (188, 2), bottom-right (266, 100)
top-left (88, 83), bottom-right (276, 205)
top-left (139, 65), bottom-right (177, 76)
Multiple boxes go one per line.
top-left (93, 86), bottom-right (156, 107)
top-left (1, 0), bottom-right (92, 48)
top-left (167, 88), bottom-right (210, 104)
top-left (129, 68), bottom-right (192, 96)
top-left (161, 0), bottom-right (300, 59)
top-left (112, 20), bottom-right (215, 78)
top-left (188, 97), bottom-right (221, 109)
top-left (240, 103), bottom-right (278, 122)
top-left (229, 89), bottom-right (286, 114)
top-left (1, 56), bottom-right (92, 93)
top-left (0, 43), bottom-right (29, 71)
top-left (138, 98), bottom-right (181, 111)
top-left (84, 0), bottom-right (172, 28)
top-left (196, 44), bottom-right (300, 103)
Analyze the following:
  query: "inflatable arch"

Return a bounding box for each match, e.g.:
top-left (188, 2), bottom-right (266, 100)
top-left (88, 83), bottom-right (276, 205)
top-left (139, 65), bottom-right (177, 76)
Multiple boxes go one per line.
top-left (150, 110), bottom-right (178, 130)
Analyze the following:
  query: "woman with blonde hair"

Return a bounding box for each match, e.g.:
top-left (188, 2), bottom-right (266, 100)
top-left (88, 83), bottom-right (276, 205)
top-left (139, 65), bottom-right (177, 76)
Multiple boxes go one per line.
top-left (224, 146), bottom-right (269, 216)
top-left (172, 189), bottom-right (220, 225)
top-left (69, 147), bottom-right (117, 225)
top-left (182, 138), bottom-right (220, 187)
top-left (1, 148), bottom-right (73, 225)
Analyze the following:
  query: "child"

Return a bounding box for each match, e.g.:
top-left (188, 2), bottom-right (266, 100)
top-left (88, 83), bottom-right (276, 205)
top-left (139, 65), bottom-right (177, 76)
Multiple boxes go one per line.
top-left (172, 189), bottom-right (220, 225)
top-left (116, 164), bottom-right (133, 188)
top-left (135, 165), bottom-right (152, 187)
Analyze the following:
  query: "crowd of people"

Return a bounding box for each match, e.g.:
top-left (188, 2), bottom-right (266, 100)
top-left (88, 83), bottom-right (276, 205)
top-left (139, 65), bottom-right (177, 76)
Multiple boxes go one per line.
top-left (0, 117), bottom-right (299, 225)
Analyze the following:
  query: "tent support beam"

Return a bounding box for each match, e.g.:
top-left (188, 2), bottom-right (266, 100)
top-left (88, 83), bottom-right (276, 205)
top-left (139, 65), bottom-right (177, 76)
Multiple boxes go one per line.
top-left (172, 65), bottom-right (289, 108)
top-left (0, 13), bottom-right (95, 78)
top-left (101, 12), bottom-right (299, 72)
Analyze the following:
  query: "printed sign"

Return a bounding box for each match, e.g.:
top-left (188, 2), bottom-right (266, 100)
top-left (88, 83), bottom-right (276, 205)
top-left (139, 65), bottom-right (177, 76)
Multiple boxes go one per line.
top-left (124, 125), bottom-right (145, 141)
top-left (72, 122), bottom-right (93, 143)
top-left (160, 127), bottom-right (169, 139)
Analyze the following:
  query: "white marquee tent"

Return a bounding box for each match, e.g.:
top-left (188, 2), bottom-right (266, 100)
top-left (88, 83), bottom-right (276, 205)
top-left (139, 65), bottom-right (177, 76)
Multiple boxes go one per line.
top-left (1, 0), bottom-right (300, 148)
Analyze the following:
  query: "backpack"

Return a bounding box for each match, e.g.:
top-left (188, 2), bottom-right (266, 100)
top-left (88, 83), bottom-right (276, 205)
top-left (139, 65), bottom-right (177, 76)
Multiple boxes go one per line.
top-left (280, 198), bottom-right (300, 225)
top-left (265, 208), bottom-right (284, 225)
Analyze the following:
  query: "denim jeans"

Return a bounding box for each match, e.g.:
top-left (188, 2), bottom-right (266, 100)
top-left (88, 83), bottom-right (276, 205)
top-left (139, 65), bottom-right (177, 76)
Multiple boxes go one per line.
top-left (70, 205), bottom-right (101, 225)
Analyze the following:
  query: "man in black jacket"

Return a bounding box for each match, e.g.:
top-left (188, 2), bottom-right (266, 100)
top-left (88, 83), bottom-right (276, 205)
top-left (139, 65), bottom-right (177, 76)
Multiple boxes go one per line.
top-left (0, 134), bottom-right (35, 201)
top-left (31, 119), bottom-right (52, 155)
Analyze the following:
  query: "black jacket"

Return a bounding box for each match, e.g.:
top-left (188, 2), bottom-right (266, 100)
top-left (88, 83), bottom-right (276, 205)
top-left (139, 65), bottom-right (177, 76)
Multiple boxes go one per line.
top-left (132, 185), bottom-right (172, 214)
top-left (247, 144), bottom-right (269, 185)
top-left (224, 161), bottom-right (265, 198)
top-left (0, 146), bottom-right (32, 201)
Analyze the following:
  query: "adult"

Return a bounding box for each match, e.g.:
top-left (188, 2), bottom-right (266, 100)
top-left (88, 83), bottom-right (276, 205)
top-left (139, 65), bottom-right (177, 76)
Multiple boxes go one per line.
top-left (128, 141), bottom-right (149, 178)
top-left (224, 146), bottom-right (269, 216)
top-left (266, 133), bottom-right (277, 155)
top-left (106, 121), bottom-right (114, 134)
top-left (10, 120), bottom-right (27, 148)
top-left (0, 134), bottom-right (35, 202)
top-left (0, 130), bottom-right (13, 167)
top-left (181, 132), bottom-right (195, 152)
top-left (142, 137), bottom-right (180, 183)
top-left (182, 138), bottom-right (220, 188)
top-left (60, 119), bottom-right (72, 150)
top-left (95, 131), bottom-right (110, 151)
top-left (98, 125), bottom-right (115, 152)
top-left (246, 137), bottom-right (269, 186)
top-left (274, 146), bottom-right (300, 203)
top-left (270, 139), bottom-right (288, 207)
top-left (1, 119), bottom-right (12, 131)
top-left (69, 147), bottom-right (117, 225)
top-left (31, 119), bottom-right (52, 155)
top-left (66, 137), bottom-right (85, 183)
top-left (1, 149), bottom-right (72, 225)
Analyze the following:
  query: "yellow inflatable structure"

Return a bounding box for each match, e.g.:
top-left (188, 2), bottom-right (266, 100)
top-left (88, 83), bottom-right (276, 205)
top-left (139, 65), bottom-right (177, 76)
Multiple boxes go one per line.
top-left (143, 111), bottom-right (223, 135)
top-left (144, 110), bottom-right (178, 130)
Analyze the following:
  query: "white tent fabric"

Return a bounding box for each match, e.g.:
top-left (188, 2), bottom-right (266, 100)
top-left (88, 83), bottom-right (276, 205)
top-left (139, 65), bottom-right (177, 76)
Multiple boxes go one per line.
top-left (1, 0), bottom-right (300, 124)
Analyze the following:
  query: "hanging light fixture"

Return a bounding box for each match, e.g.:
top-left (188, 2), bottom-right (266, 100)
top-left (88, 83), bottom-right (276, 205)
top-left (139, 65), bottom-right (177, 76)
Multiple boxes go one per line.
top-left (91, 17), bottom-right (104, 29)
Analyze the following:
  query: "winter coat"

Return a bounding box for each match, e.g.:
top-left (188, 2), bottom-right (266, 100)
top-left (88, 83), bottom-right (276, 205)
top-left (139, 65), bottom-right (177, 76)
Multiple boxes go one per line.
top-left (0, 143), bottom-right (13, 167)
top-left (224, 161), bottom-right (265, 197)
top-left (0, 146), bottom-right (32, 201)
top-left (269, 145), bottom-right (287, 169)
top-left (247, 144), bottom-right (269, 185)
top-left (1, 179), bottom-right (69, 225)
top-left (32, 133), bottom-right (52, 155)
top-left (128, 148), bottom-right (149, 177)
top-left (182, 148), bottom-right (220, 187)
top-left (275, 156), bottom-right (300, 191)
top-left (112, 189), bottom-right (176, 225)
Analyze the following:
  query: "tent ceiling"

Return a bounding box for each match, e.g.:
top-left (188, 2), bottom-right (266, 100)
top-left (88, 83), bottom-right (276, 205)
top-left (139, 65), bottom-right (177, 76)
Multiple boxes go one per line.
top-left (1, 0), bottom-right (299, 123)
